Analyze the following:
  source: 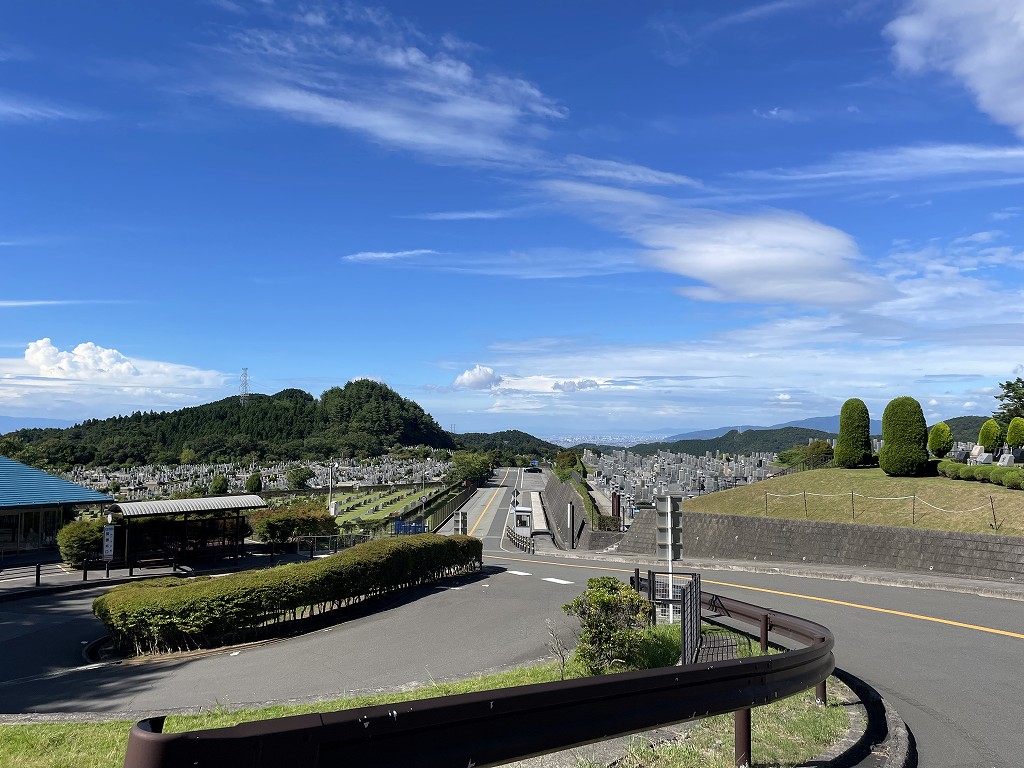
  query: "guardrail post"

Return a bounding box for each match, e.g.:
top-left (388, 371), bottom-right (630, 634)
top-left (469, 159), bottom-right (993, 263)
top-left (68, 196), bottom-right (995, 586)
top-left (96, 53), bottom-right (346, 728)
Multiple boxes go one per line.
top-left (734, 707), bottom-right (751, 767)
top-left (759, 613), bottom-right (769, 653)
top-left (815, 680), bottom-right (827, 705)
top-left (35, 563), bottom-right (41, 586)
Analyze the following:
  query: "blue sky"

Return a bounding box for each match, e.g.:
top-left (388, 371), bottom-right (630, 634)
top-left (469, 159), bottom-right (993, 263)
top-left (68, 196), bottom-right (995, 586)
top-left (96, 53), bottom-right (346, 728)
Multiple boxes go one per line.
top-left (2, 0), bottom-right (1023, 438)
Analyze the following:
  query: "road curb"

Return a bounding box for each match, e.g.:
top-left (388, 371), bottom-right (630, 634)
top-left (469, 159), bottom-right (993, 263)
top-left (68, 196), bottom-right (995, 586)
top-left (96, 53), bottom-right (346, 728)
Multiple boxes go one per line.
top-left (828, 668), bottom-right (914, 768)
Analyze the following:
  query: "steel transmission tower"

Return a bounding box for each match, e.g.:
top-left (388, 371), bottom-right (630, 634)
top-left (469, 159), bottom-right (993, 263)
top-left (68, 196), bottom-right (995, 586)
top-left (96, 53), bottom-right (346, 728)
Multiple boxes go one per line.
top-left (240, 368), bottom-right (250, 407)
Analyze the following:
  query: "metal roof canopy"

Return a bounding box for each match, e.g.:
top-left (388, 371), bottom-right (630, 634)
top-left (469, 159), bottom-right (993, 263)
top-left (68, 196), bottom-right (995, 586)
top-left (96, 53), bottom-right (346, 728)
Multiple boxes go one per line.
top-left (0, 455), bottom-right (112, 510)
top-left (110, 495), bottom-right (267, 519)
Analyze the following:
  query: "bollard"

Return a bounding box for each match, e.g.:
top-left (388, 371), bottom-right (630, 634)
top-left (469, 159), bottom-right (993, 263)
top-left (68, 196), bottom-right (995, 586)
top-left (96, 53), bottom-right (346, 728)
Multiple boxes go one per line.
top-left (82, 563), bottom-right (89, 582)
top-left (105, 561), bottom-right (111, 578)
top-left (35, 562), bottom-right (41, 587)
top-left (734, 707), bottom-right (751, 768)
top-left (815, 680), bottom-right (827, 705)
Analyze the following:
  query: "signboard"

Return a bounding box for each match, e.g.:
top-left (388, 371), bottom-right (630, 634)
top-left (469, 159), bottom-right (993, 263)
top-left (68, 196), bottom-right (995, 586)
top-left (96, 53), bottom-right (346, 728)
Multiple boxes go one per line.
top-left (102, 524), bottom-right (115, 561)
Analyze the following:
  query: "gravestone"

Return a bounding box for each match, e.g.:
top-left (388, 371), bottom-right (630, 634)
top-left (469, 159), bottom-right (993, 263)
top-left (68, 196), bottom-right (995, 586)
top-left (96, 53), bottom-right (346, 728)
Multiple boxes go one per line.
top-left (977, 453), bottom-right (993, 465)
top-left (997, 453), bottom-right (1015, 467)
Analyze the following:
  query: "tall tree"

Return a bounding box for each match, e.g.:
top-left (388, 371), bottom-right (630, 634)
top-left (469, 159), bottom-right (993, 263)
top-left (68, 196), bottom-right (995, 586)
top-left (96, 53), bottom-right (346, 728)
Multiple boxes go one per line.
top-left (879, 396), bottom-right (929, 477)
top-left (927, 422), bottom-right (953, 458)
top-left (993, 377), bottom-right (1024, 422)
top-left (834, 398), bottom-right (872, 468)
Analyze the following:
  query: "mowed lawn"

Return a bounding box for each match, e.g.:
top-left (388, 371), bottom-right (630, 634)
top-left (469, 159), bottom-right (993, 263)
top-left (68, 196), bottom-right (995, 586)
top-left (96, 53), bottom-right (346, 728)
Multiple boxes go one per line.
top-left (684, 467), bottom-right (1024, 536)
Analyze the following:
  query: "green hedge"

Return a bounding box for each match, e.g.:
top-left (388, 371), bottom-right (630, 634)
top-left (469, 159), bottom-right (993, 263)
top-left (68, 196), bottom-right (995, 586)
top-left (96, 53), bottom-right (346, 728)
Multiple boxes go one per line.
top-left (57, 519), bottom-right (105, 569)
top-left (1004, 470), bottom-right (1023, 490)
top-left (94, 534), bottom-right (482, 655)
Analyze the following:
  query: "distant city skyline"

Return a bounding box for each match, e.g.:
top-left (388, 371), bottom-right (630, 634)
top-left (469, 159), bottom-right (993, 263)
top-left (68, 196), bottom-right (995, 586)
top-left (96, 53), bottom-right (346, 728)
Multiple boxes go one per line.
top-left (2, 1), bottom-right (1022, 434)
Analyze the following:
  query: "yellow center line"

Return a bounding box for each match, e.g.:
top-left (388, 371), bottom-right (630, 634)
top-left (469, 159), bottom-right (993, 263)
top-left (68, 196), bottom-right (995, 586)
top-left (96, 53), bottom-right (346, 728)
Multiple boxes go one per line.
top-left (469, 468), bottom-right (512, 536)
top-left (483, 554), bottom-right (1024, 640)
top-left (702, 579), bottom-right (1024, 640)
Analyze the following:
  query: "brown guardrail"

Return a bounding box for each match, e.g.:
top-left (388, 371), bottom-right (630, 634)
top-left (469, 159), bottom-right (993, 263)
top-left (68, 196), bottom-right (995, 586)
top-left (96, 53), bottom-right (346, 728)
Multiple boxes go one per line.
top-left (122, 589), bottom-right (833, 768)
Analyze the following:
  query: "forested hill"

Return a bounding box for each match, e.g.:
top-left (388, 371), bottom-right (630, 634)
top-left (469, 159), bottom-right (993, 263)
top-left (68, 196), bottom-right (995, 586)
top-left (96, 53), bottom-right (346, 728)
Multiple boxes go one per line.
top-left (0, 380), bottom-right (455, 468)
top-left (456, 430), bottom-right (560, 459)
top-left (609, 426), bottom-right (836, 457)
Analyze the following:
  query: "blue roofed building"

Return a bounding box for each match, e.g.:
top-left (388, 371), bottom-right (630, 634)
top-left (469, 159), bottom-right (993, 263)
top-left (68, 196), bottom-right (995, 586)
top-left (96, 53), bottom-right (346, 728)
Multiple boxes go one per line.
top-left (0, 455), bottom-right (112, 555)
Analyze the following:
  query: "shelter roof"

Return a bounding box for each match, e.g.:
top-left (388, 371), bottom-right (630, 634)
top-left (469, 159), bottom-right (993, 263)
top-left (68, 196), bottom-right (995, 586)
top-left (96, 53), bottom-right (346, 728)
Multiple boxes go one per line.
top-left (0, 455), bottom-right (113, 510)
top-left (110, 495), bottom-right (267, 519)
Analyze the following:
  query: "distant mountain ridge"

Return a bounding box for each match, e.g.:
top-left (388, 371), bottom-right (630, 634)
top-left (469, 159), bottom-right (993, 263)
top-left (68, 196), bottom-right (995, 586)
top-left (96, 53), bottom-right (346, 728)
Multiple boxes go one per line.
top-left (666, 415), bottom-right (883, 441)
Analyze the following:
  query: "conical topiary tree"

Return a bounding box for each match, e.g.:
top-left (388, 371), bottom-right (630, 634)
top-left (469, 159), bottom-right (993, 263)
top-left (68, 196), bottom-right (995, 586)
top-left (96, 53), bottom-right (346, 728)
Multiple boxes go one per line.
top-left (878, 396), bottom-right (929, 477)
top-left (927, 422), bottom-right (953, 458)
top-left (978, 418), bottom-right (1003, 454)
top-left (1008, 416), bottom-right (1024, 450)
top-left (834, 398), bottom-right (872, 468)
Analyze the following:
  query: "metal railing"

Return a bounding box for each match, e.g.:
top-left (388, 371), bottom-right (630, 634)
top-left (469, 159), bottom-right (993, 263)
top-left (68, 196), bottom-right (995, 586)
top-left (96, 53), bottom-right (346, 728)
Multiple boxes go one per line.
top-left (631, 569), bottom-right (702, 665)
top-left (504, 526), bottom-right (535, 554)
top-left (121, 589), bottom-right (834, 768)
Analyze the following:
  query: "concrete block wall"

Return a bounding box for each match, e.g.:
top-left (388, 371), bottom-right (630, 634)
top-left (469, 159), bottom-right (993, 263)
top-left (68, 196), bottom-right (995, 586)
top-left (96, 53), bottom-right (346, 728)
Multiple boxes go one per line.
top-left (678, 513), bottom-right (1024, 581)
top-left (616, 507), bottom-right (659, 556)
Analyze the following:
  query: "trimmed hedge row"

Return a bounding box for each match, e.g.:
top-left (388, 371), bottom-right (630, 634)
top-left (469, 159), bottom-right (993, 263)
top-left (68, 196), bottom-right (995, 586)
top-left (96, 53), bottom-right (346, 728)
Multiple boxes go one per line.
top-left (93, 534), bottom-right (482, 655)
top-left (937, 460), bottom-right (1023, 489)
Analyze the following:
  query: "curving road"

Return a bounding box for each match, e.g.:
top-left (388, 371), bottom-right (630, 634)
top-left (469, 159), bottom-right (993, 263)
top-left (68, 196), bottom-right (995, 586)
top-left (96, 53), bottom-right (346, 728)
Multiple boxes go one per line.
top-left (2, 468), bottom-right (1022, 767)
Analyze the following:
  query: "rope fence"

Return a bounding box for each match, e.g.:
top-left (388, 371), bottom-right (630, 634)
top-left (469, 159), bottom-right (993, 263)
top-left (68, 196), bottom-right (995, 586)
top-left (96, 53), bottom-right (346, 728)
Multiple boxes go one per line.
top-left (764, 491), bottom-right (1004, 529)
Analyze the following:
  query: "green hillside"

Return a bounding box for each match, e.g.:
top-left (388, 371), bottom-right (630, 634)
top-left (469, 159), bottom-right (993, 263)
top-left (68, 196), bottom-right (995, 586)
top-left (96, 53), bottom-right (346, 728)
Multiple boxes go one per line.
top-left (940, 415), bottom-right (989, 444)
top-left (456, 430), bottom-right (559, 462)
top-left (0, 380), bottom-right (455, 468)
top-left (685, 467), bottom-right (1024, 536)
top-left (627, 427), bottom-right (836, 457)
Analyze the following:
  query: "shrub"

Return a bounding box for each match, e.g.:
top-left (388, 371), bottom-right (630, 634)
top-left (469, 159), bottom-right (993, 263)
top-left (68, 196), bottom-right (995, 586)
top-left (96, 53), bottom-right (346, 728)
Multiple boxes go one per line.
top-left (927, 422), bottom-right (954, 459)
top-left (1007, 417), bottom-right (1024, 450)
top-left (245, 472), bottom-right (263, 493)
top-left (834, 398), bottom-right (873, 468)
top-left (563, 576), bottom-right (653, 675)
top-left (990, 466), bottom-right (1009, 485)
top-left (57, 519), bottom-right (105, 568)
top-left (250, 506), bottom-right (336, 544)
top-left (978, 419), bottom-right (1003, 454)
top-left (208, 474), bottom-right (228, 495)
top-left (878, 396), bottom-right (929, 477)
top-left (1002, 470), bottom-right (1023, 490)
top-left (93, 533), bottom-right (482, 654)
top-left (957, 463), bottom-right (977, 480)
top-left (972, 465), bottom-right (993, 482)
top-left (936, 460), bottom-right (958, 478)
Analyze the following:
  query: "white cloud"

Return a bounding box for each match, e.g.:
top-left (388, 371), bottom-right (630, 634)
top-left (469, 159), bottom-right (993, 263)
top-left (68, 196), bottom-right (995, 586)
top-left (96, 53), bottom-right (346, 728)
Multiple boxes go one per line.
top-left (753, 106), bottom-right (800, 122)
top-left (705, 0), bottom-right (818, 32)
top-left (562, 155), bottom-right (702, 188)
top-left (342, 248), bottom-right (437, 262)
top-left (25, 339), bottom-right (138, 380)
top-left (634, 209), bottom-right (888, 306)
top-left (775, 393), bottom-right (792, 401)
top-left (0, 339), bottom-right (229, 418)
top-left (887, 0), bottom-right (1024, 139)
top-left (453, 365), bottom-right (502, 390)
top-left (552, 379), bottom-right (600, 393)
top-left (405, 209), bottom-right (523, 221)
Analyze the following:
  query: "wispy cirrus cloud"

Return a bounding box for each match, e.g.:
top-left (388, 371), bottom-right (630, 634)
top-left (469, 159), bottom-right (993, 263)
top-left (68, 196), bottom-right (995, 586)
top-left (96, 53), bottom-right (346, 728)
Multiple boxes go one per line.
top-left (561, 155), bottom-right (701, 188)
top-left (403, 208), bottom-right (527, 221)
top-left (0, 91), bottom-right (102, 122)
top-left (737, 143), bottom-right (1024, 184)
top-left (207, 5), bottom-right (565, 165)
top-left (705, 0), bottom-right (819, 33)
top-left (342, 248), bottom-right (437, 262)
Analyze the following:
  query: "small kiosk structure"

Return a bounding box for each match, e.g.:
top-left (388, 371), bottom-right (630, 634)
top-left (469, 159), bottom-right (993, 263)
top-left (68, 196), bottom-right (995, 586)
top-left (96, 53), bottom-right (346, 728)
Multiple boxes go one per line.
top-left (0, 455), bottom-right (112, 555)
top-left (108, 494), bottom-right (267, 569)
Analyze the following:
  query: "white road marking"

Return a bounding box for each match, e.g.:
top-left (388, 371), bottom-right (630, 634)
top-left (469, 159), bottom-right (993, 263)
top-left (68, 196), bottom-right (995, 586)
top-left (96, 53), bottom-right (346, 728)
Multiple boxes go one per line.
top-left (542, 578), bottom-right (574, 585)
top-left (507, 570), bottom-right (532, 576)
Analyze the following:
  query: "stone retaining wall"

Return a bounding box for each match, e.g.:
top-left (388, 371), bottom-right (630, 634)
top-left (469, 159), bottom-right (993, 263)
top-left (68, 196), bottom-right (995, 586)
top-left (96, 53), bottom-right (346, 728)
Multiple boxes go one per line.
top-left (676, 513), bottom-right (1024, 581)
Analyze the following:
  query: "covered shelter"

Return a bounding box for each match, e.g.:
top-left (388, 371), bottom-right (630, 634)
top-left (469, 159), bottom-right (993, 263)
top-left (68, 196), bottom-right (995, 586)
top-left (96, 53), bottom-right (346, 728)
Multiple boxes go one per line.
top-left (0, 455), bottom-right (113, 555)
top-left (108, 494), bottom-right (267, 568)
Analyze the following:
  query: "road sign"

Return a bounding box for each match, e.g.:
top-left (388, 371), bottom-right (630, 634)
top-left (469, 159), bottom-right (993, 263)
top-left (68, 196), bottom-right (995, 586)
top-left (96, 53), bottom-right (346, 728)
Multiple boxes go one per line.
top-left (420, 495), bottom-right (427, 503)
top-left (102, 525), bottom-right (115, 561)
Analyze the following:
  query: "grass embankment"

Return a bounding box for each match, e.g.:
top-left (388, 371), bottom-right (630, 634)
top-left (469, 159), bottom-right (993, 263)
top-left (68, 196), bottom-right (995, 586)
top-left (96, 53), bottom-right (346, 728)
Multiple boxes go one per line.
top-left (685, 467), bottom-right (1024, 536)
top-left (0, 626), bottom-right (846, 768)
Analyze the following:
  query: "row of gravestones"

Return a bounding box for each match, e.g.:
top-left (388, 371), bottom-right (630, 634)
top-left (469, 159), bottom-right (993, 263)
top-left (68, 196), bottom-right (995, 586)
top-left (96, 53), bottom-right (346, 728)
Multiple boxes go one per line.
top-left (959, 445), bottom-right (1022, 466)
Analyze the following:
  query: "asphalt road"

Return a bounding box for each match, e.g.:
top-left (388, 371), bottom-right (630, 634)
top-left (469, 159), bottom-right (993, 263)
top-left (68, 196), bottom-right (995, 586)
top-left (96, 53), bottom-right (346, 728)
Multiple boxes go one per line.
top-left (1, 468), bottom-right (1022, 768)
